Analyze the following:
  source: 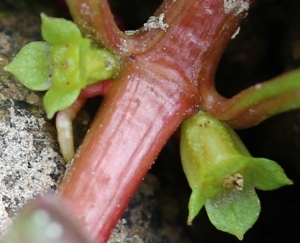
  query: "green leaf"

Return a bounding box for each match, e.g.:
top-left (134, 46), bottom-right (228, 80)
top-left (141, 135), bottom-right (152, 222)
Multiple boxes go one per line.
top-left (187, 183), bottom-right (205, 223)
top-left (41, 13), bottom-right (82, 44)
top-left (248, 158), bottom-right (293, 190)
top-left (205, 185), bottom-right (260, 240)
top-left (4, 42), bottom-right (51, 91)
top-left (84, 48), bottom-right (120, 84)
top-left (44, 86), bottom-right (81, 119)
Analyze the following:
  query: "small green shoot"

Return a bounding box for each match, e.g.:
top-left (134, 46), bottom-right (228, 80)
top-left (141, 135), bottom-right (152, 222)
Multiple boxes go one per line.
top-left (180, 111), bottom-right (292, 239)
top-left (5, 14), bottom-right (120, 118)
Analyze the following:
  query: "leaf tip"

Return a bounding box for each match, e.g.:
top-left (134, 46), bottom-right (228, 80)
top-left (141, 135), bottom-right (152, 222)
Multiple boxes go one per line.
top-left (187, 221), bottom-right (193, 226)
top-left (41, 13), bottom-right (82, 44)
top-left (237, 234), bottom-right (244, 241)
top-left (40, 12), bottom-right (46, 19)
top-left (187, 212), bottom-right (196, 226)
top-left (3, 64), bottom-right (11, 73)
top-left (4, 58), bottom-right (17, 74)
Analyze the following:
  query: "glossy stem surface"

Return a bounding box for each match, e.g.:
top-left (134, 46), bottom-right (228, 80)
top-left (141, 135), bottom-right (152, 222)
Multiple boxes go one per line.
top-left (61, 0), bottom-right (251, 242)
top-left (60, 62), bottom-right (198, 242)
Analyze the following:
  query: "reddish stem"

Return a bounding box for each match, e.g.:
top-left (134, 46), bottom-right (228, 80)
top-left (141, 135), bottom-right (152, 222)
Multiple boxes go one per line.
top-left (60, 64), bottom-right (198, 242)
top-left (79, 79), bottom-right (114, 99)
top-left (60, 0), bottom-right (252, 242)
top-left (66, 0), bottom-right (127, 52)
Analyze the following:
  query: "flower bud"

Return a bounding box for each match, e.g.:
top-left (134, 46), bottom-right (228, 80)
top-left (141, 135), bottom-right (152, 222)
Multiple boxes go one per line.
top-left (180, 111), bottom-right (291, 238)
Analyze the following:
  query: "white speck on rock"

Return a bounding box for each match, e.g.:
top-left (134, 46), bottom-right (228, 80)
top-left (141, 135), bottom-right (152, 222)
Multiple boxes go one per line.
top-left (0, 32), bottom-right (11, 54)
top-left (224, 0), bottom-right (250, 15)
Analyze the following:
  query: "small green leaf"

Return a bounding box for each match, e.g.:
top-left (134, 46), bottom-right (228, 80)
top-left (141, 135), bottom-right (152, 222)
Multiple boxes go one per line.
top-left (205, 185), bottom-right (260, 240)
top-left (84, 48), bottom-right (120, 84)
top-left (44, 86), bottom-right (81, 119)
top-left (248, 158), bottom-right (293, 190)
top-left (41, 13), bottom-right (82, 44)
top-left (187, 184), bottom-right (205, 223)
top-left (4, 42), bottom-right (51, 90)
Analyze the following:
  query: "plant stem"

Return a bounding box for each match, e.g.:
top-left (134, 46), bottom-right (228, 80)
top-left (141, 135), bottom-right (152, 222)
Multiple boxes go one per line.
top-left (60, 0), bottom-right (253, 242)
top-left (60, 63), bottom-right (198, 242)
top-left (202, 68), bottom-right (300, 128)
top-left (66, 0), bottom-right (126, 52)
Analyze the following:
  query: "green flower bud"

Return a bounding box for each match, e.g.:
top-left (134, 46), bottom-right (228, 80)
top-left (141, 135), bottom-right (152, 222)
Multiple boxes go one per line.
top-left (180, 111), bottom-right (292, 239)
top-left (4, 14), bottom-right (120, 119)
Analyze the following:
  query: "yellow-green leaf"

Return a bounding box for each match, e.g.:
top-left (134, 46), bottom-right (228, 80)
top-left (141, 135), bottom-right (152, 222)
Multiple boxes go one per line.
top-left (44, 86), bottom-right (81, 119)
top-left (41, 13), bottom-right (82, 44)
top-left (205, 185), bottom-right (260, 240)
top-left (4, 42), bottom-right (51, 91)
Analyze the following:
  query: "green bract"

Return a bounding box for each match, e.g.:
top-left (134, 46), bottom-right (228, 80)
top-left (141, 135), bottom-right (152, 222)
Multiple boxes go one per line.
top-left (180, 111), bottom-right (292, 239)
top-left (5, 13), bottom-right (120, 118)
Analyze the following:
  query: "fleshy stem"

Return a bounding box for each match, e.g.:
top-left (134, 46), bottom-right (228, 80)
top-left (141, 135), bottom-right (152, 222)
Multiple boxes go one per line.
top-left (201, 68), bottom-right (300, 128)
top-left (60, 0), bottom-right (251, 242)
